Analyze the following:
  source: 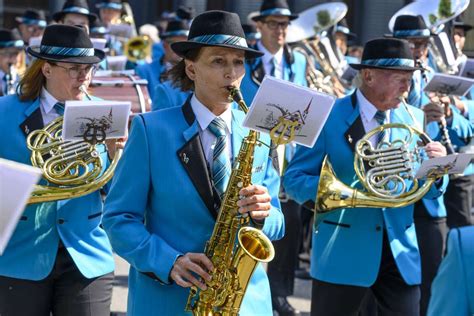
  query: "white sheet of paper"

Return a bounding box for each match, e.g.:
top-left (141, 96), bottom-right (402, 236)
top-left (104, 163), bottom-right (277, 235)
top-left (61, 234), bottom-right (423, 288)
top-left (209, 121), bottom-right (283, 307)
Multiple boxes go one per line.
top-left (415, 153), bottom-right (474, 179)
top-left (459, 58), bottom-right (474, 79)
top-left (0, 159), bottom-right (42, 255)
top-left (94, 69), bottom-right (135, 77)
top-left (423, 73), bottom-right (474, 96)
top-left (62, 100), bottom-right (131, 141)
top-left (106, 55), bottom-right (128, 71)
top-left (91, 38), bottom-right (107, 50)
top-left (242, 76), bottom-right (335, 148)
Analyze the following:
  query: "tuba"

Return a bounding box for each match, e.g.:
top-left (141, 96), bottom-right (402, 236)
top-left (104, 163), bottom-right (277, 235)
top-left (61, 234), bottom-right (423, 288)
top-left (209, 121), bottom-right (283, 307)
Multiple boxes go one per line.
top-left (185, 87), bottom-right (275, 315)
top-left (315, 101), bottom-right (444, 213)
top-left (26, 86), bottom-right (123, 204)
top-left (287, 2), bottom-right (351, 97)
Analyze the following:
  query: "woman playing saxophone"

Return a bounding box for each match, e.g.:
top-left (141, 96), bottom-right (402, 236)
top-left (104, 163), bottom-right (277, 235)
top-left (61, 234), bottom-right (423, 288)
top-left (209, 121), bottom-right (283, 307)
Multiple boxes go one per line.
top-left (103, 11), bottom-right (284, 316)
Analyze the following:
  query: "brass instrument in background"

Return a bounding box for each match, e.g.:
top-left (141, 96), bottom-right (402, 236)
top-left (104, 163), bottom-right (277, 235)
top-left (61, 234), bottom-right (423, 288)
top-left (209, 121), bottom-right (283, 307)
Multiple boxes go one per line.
top-left (388, 0), bottom-right (470, 74)
top-left (124, 35), bottom-right (152, 63)
top-left (26, 87), bottom-right (123, 204)
top-left (185, 87), bottom-right (275, 315)
top-left (286, 2), bottom-right (350, 97)
top-left (316, 116), bottom-right (444, 213)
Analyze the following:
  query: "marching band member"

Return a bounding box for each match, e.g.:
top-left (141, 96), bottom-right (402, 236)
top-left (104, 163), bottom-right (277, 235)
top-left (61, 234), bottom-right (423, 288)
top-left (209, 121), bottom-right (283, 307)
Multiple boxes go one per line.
top-left (0, 29), bottom-right (24, 96)
top-left (15, 9), bottom-right (47, 45)
top-left (240, 1), bottom-right (307, 314)
top-left (240, 0), bottom-right (307, 105)
top-left (103, 11), bottom-right (284, 316)
top-left (428, 226), bottom-right (474, 316)
top-left (0, 25), bottom-right (114, 316)
top-left (96, 0), bottom-right (123, 27)
top-left (284, 38), bottom-right (448, 316)
top-left (52, 0), bottom-right (98, 33)
top-left (391, 15), bottom-right (474, 315)
top-left (135, 19), bottom-right (189, 101)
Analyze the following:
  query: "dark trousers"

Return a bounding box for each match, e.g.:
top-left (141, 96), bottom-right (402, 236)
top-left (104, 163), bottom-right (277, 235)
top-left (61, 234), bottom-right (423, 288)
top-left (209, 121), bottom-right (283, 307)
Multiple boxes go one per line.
top-left (445, 174), bottom-right (473, 229)
top-left (414, 202), bottom-right (448, 316)
top-left (267, 199), bottom-right (302, 297)
top-left (0, 246), bottom-right (114, 316)
top-left (311, 231), bottom-right (420, 316)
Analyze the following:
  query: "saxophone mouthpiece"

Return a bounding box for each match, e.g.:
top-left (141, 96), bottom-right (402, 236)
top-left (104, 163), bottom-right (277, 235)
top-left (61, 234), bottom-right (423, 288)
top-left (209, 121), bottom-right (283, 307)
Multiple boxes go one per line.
top-left (227, 86), bottom-right (243, 103)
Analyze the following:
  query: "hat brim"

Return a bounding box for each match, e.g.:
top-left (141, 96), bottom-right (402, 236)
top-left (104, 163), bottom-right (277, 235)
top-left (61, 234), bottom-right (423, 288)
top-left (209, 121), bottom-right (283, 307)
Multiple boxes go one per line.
top-left (27, 46), bottom-right (105, 64)
top-left (384, 33), bottom-right (431, 39)
top-left (171, 41), bottom-right (264, 59)
top-left (52, 11), bottom-right (98, 24)
top-left (349, 63), bottom-right (422, 71)
top-left (251, 13), bottom-right (299, 22)
top-left (455, 24), bottom-right (473, 32)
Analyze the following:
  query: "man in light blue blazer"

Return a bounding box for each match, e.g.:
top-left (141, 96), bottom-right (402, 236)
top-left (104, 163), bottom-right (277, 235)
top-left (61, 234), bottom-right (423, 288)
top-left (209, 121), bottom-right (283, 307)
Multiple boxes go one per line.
top-left (428, 226), bottom-right (474, 316)
top-left (0, 25), bottom-right (114, 316)
top-left (103, 11), bottom-right (284, 316)
top-left (135, 19), bottom-right (189, 101)
top-left (284, 38), bottom-right (448, 316)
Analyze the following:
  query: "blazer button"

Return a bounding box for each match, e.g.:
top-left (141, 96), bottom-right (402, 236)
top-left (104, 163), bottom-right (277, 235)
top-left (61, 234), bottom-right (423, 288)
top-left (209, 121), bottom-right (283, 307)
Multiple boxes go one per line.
top-left (58, 219), bottom-right (65, 224)
top-left (375, 226), bottom-right (382, 232)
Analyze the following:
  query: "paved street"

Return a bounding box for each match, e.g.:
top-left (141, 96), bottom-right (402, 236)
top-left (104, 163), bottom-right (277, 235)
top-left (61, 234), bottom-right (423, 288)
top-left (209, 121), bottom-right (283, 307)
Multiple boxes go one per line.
top-left (111, 254), bottom-right (312, 315)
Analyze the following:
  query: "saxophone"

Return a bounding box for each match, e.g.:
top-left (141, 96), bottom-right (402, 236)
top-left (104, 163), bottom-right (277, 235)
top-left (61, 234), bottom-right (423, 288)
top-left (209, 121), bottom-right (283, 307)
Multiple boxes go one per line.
top-left (185, 87), bottom-right (275, 315)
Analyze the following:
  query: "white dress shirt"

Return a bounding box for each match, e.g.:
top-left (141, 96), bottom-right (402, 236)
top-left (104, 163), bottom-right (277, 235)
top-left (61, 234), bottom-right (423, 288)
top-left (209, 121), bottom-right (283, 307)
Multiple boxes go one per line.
top-left (39, 87), bottom-right (62, 126)
top-left (357, 89), bottom-right (391, 145)
top-left (257, 41), bottom-right (284, 80)
top-left (190, 94), bottom-right (233, 168)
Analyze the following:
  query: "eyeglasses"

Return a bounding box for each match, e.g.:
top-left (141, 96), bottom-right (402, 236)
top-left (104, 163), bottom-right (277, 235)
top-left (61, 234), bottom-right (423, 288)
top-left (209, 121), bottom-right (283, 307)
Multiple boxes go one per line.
top-left (49, 63), bottom-right (97, 79)
top-left (263, 20), bottom-right (290, 30)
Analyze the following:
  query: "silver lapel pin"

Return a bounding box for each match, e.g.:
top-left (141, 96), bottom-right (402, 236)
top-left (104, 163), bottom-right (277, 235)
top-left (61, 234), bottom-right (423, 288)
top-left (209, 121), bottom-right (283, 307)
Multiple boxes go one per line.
top-left (347, 134), bottom-right (353, 144)
top-left (24, 125), bottom-right (30, 135)
top-left (182, 153), bottom-right (189, 164)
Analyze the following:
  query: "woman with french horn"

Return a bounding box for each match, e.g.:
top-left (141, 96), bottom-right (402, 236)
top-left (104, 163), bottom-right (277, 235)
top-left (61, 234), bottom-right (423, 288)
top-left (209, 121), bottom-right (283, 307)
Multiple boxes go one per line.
top-left (0, 25), bottom-right (115, 316)
top-left (284, 38), bottom-right (448, 316)
top-left (103, 10), bottom-right (284, 316)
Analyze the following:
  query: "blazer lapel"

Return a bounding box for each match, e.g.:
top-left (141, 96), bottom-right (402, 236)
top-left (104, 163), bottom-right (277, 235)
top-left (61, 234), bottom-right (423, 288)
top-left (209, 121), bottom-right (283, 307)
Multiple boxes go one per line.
top-left (20, 99), bottom-right (43, 136)
top-left (251, 59), bottom-right (265, 85)
top-left (176, 97), bottom-right (217, 218)
top-left (344, 92), bottom-right (365, 152)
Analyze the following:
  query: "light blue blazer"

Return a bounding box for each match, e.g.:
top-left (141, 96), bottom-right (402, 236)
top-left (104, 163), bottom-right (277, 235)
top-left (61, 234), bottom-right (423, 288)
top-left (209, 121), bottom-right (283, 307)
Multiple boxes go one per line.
top-left (135, 58), bottom-right (165, 100)
top-left (240, 43), bottom-right (308, 106)
top-left (0, 94), bottom-right (114, 280)
top-left (103, 97), bottom-right (284, 315)
top-left (428, 226), bottom-right (474, 316)
top-left (151, 80), bottom-right (191, 111)
top-left (283, 92), bottom-right (448, 287)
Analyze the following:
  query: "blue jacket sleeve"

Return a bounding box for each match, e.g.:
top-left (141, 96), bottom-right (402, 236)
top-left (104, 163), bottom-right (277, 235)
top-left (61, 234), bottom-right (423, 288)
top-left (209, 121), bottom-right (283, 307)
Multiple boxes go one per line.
top-left (427, 228), bottom-right (470, 316)
top-left (102, 115), bottom-right (181, 284)
top-left (283, 128), bottom-right (326, 205)
top-left (151, 83), bottom-right (172, 111)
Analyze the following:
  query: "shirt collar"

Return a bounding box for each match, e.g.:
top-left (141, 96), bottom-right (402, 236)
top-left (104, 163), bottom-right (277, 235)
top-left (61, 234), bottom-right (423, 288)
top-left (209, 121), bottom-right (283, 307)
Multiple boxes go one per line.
top-left (356, 89), bottom-right (389, 121)
top-left (40, 87), bottom-right (59, 114)
top-left (257, 41), bottom-right (284, 66)
top-left (190, 94), bottom-right (232, 134)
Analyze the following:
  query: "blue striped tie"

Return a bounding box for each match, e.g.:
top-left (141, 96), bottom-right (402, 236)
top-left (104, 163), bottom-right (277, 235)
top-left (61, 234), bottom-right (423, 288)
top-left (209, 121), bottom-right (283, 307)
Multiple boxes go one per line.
top-left (208, 117), bottom-right (232, 197)
top-left (374, 110), bottom-right (387, 144)
top-left (270, 57), bottom-right (276, 77)
top-left (54, 102), bottom-right (65, 116)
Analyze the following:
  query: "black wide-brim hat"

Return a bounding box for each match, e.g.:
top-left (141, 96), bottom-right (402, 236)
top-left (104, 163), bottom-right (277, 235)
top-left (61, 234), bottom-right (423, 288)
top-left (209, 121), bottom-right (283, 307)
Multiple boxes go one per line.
top-left (334, 19), bottom-right (356, 40)
top-left (386, 15), bottom-right (432, 39)
top-left (96, 0), bottom-right (123, 10)
top-left (171, 11), bottom-right (264, 59)
top-left (350, 38), bottom-right (422, 71)
top-left (52, 0), bottom-right (97, 24)
top-left (252, 0), bottom-right (298, 21)
top-left (15, 9), bottom-right (47, 28)
top-left (27, 24), bottom-right (105, 64)
top-left (0, 29), bottom-right (24, 48)
top-left (161, 20), bottom-right (190, 39)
